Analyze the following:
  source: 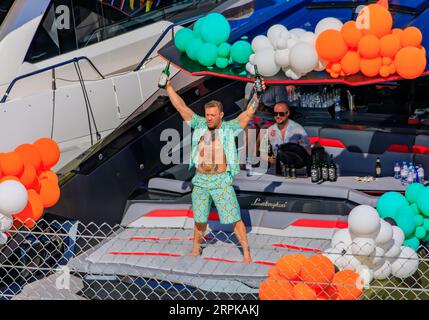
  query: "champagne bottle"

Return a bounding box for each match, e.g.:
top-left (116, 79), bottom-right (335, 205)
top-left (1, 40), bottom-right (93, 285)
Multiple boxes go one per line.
top-left (158, 61), bottom-right (171, 89)
top-left (311, 155), bottom-right (319, 183)
top-left (254, 65), bottom-right (264, 97)
top-left (375, 157), bottom-right (382, 178)
top-left (322, 156), bottom-right (329, 181)
top-left (328, 154), bottom-right (337, 182)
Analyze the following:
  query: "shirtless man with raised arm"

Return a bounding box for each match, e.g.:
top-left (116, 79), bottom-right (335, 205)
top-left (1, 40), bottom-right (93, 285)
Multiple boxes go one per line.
top-left (164, 79), bottom-right (261, 263)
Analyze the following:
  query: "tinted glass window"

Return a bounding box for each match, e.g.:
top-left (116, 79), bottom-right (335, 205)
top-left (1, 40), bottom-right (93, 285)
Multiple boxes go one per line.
top-left (0, 0), bottom-right (15, 27)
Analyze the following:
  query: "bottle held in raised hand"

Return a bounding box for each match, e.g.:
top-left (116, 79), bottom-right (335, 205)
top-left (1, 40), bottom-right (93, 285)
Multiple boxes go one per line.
top-left (158, 61), bottom-right (171, 89)
top-left (253, 65), bottom-right (265, 97)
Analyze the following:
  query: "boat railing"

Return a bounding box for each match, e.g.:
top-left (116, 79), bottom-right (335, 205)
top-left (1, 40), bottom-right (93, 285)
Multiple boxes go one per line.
top-left (133, 14), bottom-right (204, 72)
top-left (0, 56), bottom-right (105, 104)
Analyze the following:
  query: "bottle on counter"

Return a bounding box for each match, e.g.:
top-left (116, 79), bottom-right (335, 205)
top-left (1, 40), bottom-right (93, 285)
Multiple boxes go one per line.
top-left (246, 156), bottom-right (253, 177)
top-left (415, 166), bottom-right (421, 184)
top-left (375, 157), bottom-right (382, 178)
top-left (334, 97), bottom-right (341, 121)
top-left (311, 155), bottom-right (319, 183)
top-left (158, 61), bottom-right (170, 89)
top-left (394, 161), bottom-right (401, 180)
top-left (290, 164), bottom-right (296, 179)
top-left (322, 156), bottom-right (329, 181)
top-left (315, 154), bottom-right (322, 181)
top-left (328, 154), bottom-right (338, 182)
top-left (401, 161), bottom-right (408, 186)
top-left (407, 162), bottom-right (414, 185)
top-left (418, 164), bottom-right (425, 184)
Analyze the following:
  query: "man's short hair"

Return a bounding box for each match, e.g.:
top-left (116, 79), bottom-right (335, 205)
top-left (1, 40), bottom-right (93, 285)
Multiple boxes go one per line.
top-left (274, 101), bottom-right (290, 111)
top-left (204, 100), bottom-right (224, 113)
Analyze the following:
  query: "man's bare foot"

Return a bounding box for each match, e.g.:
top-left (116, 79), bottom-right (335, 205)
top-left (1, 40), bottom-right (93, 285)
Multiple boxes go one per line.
top-left (187, 248), bottom-right (202, 257)
top-left (242, 252), bottom-right (252, 264)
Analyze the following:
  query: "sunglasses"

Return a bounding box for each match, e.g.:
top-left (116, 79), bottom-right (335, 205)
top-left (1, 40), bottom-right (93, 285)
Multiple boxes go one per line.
top-left (274, 111), bottom-right (288, 117)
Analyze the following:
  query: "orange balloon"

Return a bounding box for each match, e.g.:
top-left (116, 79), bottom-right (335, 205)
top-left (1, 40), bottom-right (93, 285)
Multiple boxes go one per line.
top-left (331, 270), bottom-right (363, 300)
top-left (382, 57), bottom-right (392, 65)
top-left (380, 34), bottom-right (401, 58)
top-left (400, 27), bottom-right (423, 48)
top-left (332, 63), bottom-right (342, 73)
top-left (39, 179), bottom-right (61, 208)
top-left (276, 254), bottom-right (307, 281)
top-left (379, 65), bottom-right (390, 77)
top-left (259, 279), bottom-right (294, 300)
top-left (33, 138), bottom-right (60, 170)
top-left (357, 4), bottom-right (393, 38)
top-left (300, 255), bottom-right (335, 291)
top-left (293, 283), bottom-right (317, 300)
top-left (360, 57), bottom-right (382, 77)
top-left (358, 35), bottom-right (380, 59)
top-left (15, 144), bottom-right (42, 171)
top-left (394, 47), bottom-right (427, 79)
top-left (39, 170), bottom-right (59, 184)
top-left (341, 21), bottom-right (362, 48)
top-left (316, 30), bottom-right (348, 62)
top-left (341, 51), bottom-right (361, 75)
top-left (330, 71), bottom-right (340, 78)
top-left (392, 28), bottom-right (404, 42)
top-left (268, 267), bottom-right (285, 281)
top-left (0, 175), bottom-right (21, 183)
top-left (0, 152), bottom-right (24, 177)
top-left (13, 189), bottom-right (44, 229)
top-left (19, 162), bottom-right (37, 188)
top-left (389, 63), bottom-right (396, 75)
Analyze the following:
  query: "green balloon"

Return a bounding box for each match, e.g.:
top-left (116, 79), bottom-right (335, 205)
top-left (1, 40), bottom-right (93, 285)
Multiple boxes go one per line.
top-left (174, 28), bottom-right (195, 52)
top-left (186, 38), bottom-right (204, 61)
top-left (217, 43), bottom-right (231, 58)
top-left (193, 18), bottom-right (205, 39)
top-left (377, 192), bottom-right (408, 219)
top-left (415, 226), bottom-right (427, 240)
top-left (403, 237), bottom-right (420, 252)
top-left (406, 183), bottom-right (425, 204)
top-left (394, 210), bottom-right (417, 239)
top-left (410, 203), bottom-right (420, 216)
top-left (200, 12), bottom-right (231, 45)
top-left (416, 187), bottom-right (429, 217)
top-left (197, 43), bottom-right (218, 67)
top-left (415, 214), bottom-right (424, 226)
top-left (423, 232), bottom-right (429, 242)
top-left (423, 219), bottom-right (429, 231)
top-left (216, 57), bottom-right (229, 69)
top-left (230, 40), bottom-right (253, 64)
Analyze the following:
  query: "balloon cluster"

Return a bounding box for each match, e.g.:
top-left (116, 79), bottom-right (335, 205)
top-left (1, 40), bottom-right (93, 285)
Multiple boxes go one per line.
top-left (246, 25), bottom-right (325, 79)
top-left (377, 184), bottom-right (429, 252)
top-left (259, 254), bottom-right (364, 300)
top-left (0, 138), bottom-right (61, 244)
top-left (174, 13), bottom-right (253, 69)
top-left (324, 205), bottom-right (420, 284)
top-left (316, 4), bottom-right (427, 79)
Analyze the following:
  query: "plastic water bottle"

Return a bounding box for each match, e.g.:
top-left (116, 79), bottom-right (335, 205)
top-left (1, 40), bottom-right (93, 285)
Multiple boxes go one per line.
top-left (415, 166), bottom-right (421, 184)
top-left (418, 165), bottom-right (425, 184)
top-left (409, 162), bottom-right (415, 182)
top-left (246, 156), bottom-right (253, 177)
top-left (401, 161), bottom-right (408, 186)
top-left (394, 161), bottom-right (401, 179)
top-left (334, 98), bottom-right (341, 121)
top-left (407, 162), bottom-right (414, 185)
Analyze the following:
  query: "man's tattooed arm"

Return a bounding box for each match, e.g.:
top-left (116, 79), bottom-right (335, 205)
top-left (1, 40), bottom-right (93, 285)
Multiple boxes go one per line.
top-left (238, 92), bottom-right (261, 129)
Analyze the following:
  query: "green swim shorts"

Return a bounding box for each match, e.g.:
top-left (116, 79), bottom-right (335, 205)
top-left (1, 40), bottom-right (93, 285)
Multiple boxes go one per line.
top-left (191, 172), bottom-right (241, 225)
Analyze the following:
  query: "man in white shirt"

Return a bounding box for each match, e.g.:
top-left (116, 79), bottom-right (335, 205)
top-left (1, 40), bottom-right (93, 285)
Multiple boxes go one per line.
top-left (260, 102), bottom-right (311, 167)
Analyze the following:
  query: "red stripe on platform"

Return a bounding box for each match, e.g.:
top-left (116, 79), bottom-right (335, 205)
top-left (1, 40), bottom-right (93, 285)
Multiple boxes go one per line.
top-left (203, 257), bottom-right (275, 266)
top-left (291, 219), bottom-right (348, 229)
top-left (318, 138), bottom-right (346, 149)
top-left (130, 236), bottom-right (214, 242)
top-left (413, 145), bottom-right (429, 155)
top-left (144, 210), bottom-right (220, 221)
top-left (272, 243), bottom-right (322, 253)
top-left (109, 252), bottom-right (182, 257)
top-left (386, 144), bottom-right (410, 153)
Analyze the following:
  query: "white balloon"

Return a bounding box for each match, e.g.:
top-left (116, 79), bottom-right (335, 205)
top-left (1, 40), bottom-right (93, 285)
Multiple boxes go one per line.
top-left (251, 35), bottom-right (273, 53)
top-left (391, 246), bottom-right (419, 279)
top-left (299, 32), bottom-right (316, 45)
top-left (0, 232), bottom-right (7, 245)
top-left (280, 29), bottom-right (291, 41)
top-left (373, 260), bottom-right (392, 280)
top-left (384, 243), bottom-right (402, 262)
top-left (314, 59), bottom-right (328, 72)
top-left (375, 219), bottom-right (393, 245)
top-left (371, 246), bottom-right (386, 266)
top-left (0, 180), bottom-right (28, 216)
top-left (355, 265), bottom-right (374, 287)
top-left (274, 49), bottom-right (290, 67)
top-left (331, 229), bottom-right (353, 251)
top-left (0, 213), bottom-right (13, 232)
top-left (290, 42), bottom-right (318, 74)
top-left (392, 226), bottom-right (405, 247)
top-left (275, 38), bottom-right (288, 50)
top-left (290, 28), bottom-right (306, 40)
top-left (315, 17), bottom-right (344, 35)
top-left (246, 62), bottom-right (255, 75)
top-left (254, 50), bottom-right (280, 77)
top-left (284, 68), bottom-right (301, 80)
top-left (267, 24), bottom-right (288, 46)
top-left (351, 237), bottom-right (376, 257)
top-left (348, 205), bottom-right (381, 237)
top-left (342, 250), bottom-right (362, 270)
top-left (286, 38), bottom-right (297, 49)
top-left (323, 247), bottom-right (345, 267)
top-left (249, 54), bottom-right (256, 65)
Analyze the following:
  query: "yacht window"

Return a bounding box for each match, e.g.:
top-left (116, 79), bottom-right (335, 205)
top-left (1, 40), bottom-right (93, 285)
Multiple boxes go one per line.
top-left (0, 0), bottom-right (15, 27)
